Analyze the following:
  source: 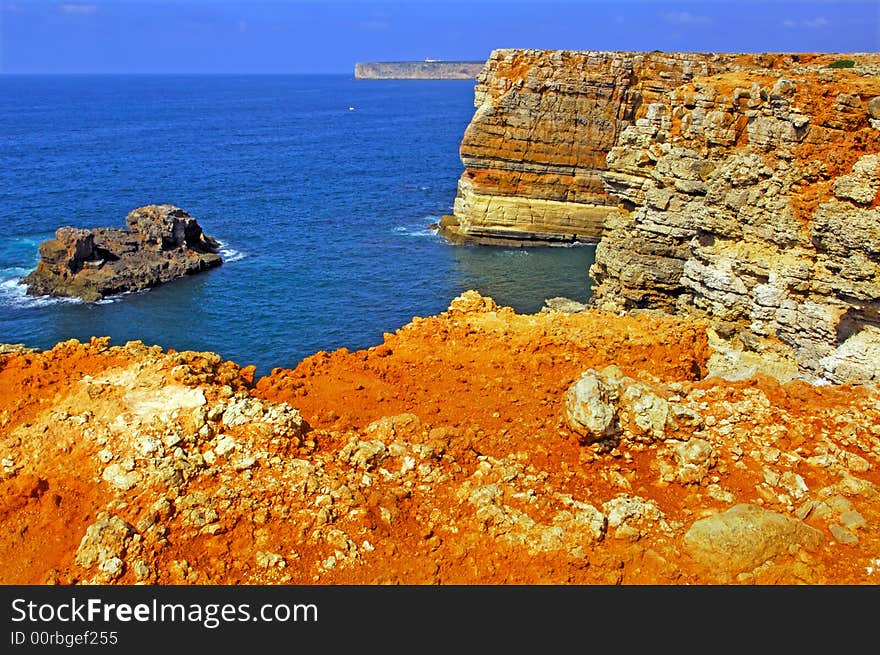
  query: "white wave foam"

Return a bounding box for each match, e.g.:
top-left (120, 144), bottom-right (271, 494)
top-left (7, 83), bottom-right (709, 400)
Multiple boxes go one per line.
top-left (0, 264), bottom-right (121, 308)
top-left (0, 276), bottom-right (82, 308)
top-left (214, 239), bottom-right (247, 263)
top-left (220, 248), bottom-right (246, 263)
top-left (393, 225), bottom-right (437, 238)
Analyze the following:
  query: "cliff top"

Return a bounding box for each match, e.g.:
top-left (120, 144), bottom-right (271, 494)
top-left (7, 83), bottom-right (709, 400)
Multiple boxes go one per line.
top-left (355, 59), bottom-right (485, 65)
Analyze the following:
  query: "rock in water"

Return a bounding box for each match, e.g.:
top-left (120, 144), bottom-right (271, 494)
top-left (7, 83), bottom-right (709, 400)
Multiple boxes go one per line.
top-left (22, 204), bottom-right (222, 301)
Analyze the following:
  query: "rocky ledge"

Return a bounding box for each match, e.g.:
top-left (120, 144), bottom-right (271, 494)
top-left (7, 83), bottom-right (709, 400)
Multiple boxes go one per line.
top-left (22, 204), bottom-right (222, 302)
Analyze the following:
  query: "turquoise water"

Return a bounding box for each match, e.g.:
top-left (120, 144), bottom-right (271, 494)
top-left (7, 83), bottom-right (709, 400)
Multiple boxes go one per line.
top-left (0, 75), bottom-right (595, 375)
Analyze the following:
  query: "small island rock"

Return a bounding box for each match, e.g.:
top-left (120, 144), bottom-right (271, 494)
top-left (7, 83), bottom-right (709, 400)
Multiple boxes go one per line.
top-left (22, 204), bottom-right (223, 301)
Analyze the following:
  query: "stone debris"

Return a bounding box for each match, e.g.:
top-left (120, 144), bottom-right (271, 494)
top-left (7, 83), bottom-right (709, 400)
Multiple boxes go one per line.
top-left (667, 438), bottom-right (716, 485)
top-left (564, 365), bottom-right (702, 444)
top-left (602, 495), bottom-right (671, 542)
top-left (542, 297), bottom-right (588, 313)
top-left (75, 515), bottom-right (137, 582)
top-left (563, 368), bottom-right (622, 443)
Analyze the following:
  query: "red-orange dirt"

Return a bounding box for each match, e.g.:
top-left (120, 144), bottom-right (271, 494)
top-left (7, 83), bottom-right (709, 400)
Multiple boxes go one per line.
top-left (1, 292), bottom-right (878, 585)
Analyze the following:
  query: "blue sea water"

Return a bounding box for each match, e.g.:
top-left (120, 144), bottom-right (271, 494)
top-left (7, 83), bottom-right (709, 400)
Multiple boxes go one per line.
top-left (0, 75), bottom-right (595, 376)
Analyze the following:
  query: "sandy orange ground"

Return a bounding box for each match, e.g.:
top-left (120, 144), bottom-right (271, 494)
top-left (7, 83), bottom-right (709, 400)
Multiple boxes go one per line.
top-left (1, 293), bottom-right (878, 584)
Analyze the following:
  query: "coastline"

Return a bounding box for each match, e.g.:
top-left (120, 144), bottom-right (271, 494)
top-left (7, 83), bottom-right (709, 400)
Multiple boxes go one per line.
top-left (354, 60), bottom-right (485, 79)
top-left (2, 49), bottom-right (880, 588)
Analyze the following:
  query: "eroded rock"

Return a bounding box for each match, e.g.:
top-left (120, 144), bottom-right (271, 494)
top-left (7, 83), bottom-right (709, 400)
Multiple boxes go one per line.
top-left (682, 504), bottom-right (823, 581)
top-left (22, 205), bottom-right (222, 301)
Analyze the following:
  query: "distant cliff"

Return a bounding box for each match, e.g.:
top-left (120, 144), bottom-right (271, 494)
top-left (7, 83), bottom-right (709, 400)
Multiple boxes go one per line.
top-left (354, 61), bottom-right (485, 80)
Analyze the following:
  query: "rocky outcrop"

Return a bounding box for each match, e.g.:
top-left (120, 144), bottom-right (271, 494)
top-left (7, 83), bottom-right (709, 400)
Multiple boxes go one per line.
top-left (1, 292), bottom-right (878, 585)
top-left (445, 49), bottom-right (880, 383)
top-left (442, 49), bottom-right (816, 245)
top-left (564, 364), bottom-right (700, 445)
top-left (354, 61), bottom-right (485, 80)
top-left (22, 205), bottom-right (222, 301)
top-left (589, 59), bottom-right (880, 383)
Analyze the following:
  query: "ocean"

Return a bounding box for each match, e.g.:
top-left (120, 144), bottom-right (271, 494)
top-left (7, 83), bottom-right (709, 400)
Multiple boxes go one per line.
top-left (0, 74), bottom-right (595, 376)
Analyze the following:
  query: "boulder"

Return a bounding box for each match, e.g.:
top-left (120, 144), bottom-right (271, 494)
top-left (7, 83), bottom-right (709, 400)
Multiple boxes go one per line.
top-left (563, 367), bottom-right (622, 443)
top-left (682, 503), bottom-right (823, 581)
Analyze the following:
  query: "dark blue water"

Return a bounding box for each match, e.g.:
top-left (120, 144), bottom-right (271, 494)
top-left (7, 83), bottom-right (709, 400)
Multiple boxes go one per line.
top-left (0, 75), bottom-right (594, 375)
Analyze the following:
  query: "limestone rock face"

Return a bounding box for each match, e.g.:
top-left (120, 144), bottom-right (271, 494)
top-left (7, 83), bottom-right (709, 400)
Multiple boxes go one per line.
top-left (588, 59), bottom-right (880, 383)
top-left (22, 204), bottom-right (222, 301)
top-left (443, 49), bottom-right (808, 245)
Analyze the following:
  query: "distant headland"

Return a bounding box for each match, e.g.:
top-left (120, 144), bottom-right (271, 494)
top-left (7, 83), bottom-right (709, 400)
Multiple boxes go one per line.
top-left (354, 60), bottom-right (485, 79)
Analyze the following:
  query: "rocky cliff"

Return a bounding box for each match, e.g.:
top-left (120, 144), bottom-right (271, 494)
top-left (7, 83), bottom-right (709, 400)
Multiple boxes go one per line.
top-left (354, 61), bottom-right (485, 80)
top-left (444, 49), bottom-right (880, 385)
top-left (2, 292), bottom-right (878, 585)
top-left (4, 51), bottom-right (880, 588)
top-left (22, 205), bottom-right (222, 302)
top-left (589, 56), bottom-right (880, 385)
top-left (442, 49), bottom-right (817, 245)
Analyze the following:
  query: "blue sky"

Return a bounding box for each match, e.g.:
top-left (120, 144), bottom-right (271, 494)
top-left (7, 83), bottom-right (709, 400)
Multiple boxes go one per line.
top-left (1, 0), bottom-right (878, 73)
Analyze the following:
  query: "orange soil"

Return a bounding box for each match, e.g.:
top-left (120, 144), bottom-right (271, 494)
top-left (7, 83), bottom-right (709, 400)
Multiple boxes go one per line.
top-left (2, 295), bottom-right (878, 585)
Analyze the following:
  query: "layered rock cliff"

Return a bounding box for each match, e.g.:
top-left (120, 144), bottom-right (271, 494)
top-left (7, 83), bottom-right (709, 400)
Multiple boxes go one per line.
top-left (2, 292), bottom-right (878, 585)
top-left (445, 49), bottom-right (880, 385)
top-left (589, 57), bottom-right (880, 384)
top-left (22, 205), bottom-right (222, 302)
top-left (442, 49), bottom-right (815, 245)
top-left (4, 52), bottom-right (880, 588)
